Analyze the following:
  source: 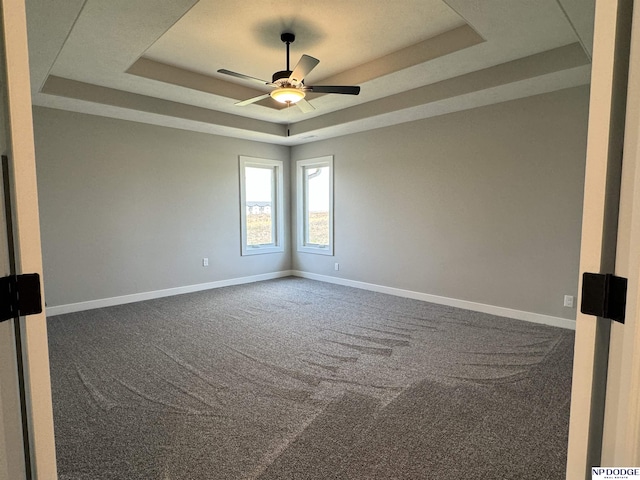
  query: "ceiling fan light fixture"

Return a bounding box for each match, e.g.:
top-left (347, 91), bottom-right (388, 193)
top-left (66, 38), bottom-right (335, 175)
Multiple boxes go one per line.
top-left (271, 88), bottom-right (305, 104)
top-left (219, 33), bottom-right (359, 112)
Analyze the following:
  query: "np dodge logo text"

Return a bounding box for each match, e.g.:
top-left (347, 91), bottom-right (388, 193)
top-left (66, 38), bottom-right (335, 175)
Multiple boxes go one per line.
top-left (593, 468), bottom-right (640, 477)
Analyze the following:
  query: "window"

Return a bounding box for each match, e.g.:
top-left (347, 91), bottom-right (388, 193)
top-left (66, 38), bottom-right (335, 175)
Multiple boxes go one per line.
top-left (297, 156), bottom-right (333, 255)
top-left (239, 156), bottom-right (284, 255)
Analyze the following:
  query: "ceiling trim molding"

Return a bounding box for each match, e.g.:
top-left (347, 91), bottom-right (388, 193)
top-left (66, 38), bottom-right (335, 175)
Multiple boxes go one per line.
top-left (31, 42), bottom-right (590, 147)
top-left (39, 76), bottom-right (286, 138)
top-left (126, 58), bottom-right (268, 105)
top-left (289, 43), bottom-right (590, 137)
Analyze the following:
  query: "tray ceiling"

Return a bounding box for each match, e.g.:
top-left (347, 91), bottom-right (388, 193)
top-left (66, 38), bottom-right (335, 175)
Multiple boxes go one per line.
top-left (25, 0), bottom-right (594, 146)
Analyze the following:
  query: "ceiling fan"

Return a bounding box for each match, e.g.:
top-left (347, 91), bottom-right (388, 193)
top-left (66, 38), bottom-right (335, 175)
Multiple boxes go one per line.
top-left (217, 33), bottom-right (360, 113)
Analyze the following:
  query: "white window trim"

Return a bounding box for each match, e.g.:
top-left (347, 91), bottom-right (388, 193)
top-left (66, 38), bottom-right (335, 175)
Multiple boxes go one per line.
top-left (296, 155), bottom-right (334, 256)
top-left (239, 156), bottom-right (284, 256)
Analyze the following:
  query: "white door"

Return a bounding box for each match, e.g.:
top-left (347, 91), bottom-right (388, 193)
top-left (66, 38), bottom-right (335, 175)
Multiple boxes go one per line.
top-left (0, 0), bottom-right (57, 478)
top-left (567, 0), bottom-right (640, 477)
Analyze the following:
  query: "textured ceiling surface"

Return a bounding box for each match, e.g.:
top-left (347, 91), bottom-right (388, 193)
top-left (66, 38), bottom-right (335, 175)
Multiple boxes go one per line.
top-left (25, 0), bottom-right (595, 146)
top-left (145, 0), bottom-right (465, 80)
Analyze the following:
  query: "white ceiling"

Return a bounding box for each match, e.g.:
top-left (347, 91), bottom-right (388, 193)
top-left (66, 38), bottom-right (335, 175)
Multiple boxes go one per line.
top-left (25, 0), bottom-right (594, 146)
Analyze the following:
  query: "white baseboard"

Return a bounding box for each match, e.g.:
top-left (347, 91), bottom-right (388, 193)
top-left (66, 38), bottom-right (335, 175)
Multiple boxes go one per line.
top-left (46, 270), bottom-right (294, 317)
top-left (47, 269), bottom-right (576, 330)
top-left (291, 270), bottom-right (576, 330)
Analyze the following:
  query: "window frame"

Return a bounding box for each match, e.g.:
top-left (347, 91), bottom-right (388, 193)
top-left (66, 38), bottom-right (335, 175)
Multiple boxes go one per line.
top-left (239, 156), bottom-right (285, 256)
top-left (296, 155), bottom-right (334, 256)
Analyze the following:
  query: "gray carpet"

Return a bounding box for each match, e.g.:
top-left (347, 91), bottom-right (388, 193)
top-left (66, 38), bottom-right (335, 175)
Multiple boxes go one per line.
top-left (47, 277), bottom-right (574, 479)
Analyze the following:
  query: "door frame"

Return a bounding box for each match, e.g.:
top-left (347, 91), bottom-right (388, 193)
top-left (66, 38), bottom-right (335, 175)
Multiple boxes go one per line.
top-left (1, 0), bottom-right (56, 478)
top-left (600, 0), bottom-right (640, 465)
top-left (567, 0), bottom-right (640, 476)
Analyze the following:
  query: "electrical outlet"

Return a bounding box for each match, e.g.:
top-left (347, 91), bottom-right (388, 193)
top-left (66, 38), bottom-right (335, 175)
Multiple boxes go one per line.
top-left (202, 258), bottom-right (209, 267)
top-left (334, 263), bottom-right (340, 271)
top-left (563, 295), bottom-right (574, 308)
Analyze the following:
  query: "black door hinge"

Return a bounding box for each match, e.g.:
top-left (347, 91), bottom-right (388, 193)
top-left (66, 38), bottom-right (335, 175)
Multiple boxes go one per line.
top-left (0, 273), bottom-right (43, 323)
top-left (581, 272), bottom-right (628, 324)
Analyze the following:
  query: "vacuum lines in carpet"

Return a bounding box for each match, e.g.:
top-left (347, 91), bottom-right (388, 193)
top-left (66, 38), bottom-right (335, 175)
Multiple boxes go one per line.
top-left (47, 277), bottom-right (574, 479)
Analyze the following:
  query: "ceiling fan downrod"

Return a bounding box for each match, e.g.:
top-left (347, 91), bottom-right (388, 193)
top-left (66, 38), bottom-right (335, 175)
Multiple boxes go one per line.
top-left (281, 32), bottom-right (295, 72)
top-left (272, 33), bottom-right (296, 84)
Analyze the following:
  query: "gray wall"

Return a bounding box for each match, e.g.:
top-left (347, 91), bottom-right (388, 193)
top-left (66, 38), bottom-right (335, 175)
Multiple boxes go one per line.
top-left (291, 86), bottom-right (589, 320)
top-left (34, 86), bottom-right (589, 319)
top-left (33, 107), bottom-right (290, 306)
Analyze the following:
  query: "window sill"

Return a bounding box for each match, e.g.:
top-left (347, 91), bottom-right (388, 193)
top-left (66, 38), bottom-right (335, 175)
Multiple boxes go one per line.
top-left (297, 245), bottom-right (334, 256)
top-left (242, 245), bottom-right (284, 256)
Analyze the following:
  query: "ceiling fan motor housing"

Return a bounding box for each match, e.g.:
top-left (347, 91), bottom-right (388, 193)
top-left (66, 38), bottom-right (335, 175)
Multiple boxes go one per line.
top-left (272, 70), bottom-right (294, 85)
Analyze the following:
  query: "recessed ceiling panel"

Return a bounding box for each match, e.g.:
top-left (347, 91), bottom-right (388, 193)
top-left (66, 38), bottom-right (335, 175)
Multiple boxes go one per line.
top-left (143, 0), bottom-right (466, 82)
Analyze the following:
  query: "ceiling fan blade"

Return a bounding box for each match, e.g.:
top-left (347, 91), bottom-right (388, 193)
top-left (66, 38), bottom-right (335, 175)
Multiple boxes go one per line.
top-left (296, 98), bottom-right (315, 113)
top-left (235, 93), bottom-right (271, 106)
top-left (288, 55), bottom-right (319, 84)
top-left (218, 69), bottom-right (274, 87)
top-left (306, 85), bottom-right (360, 95)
